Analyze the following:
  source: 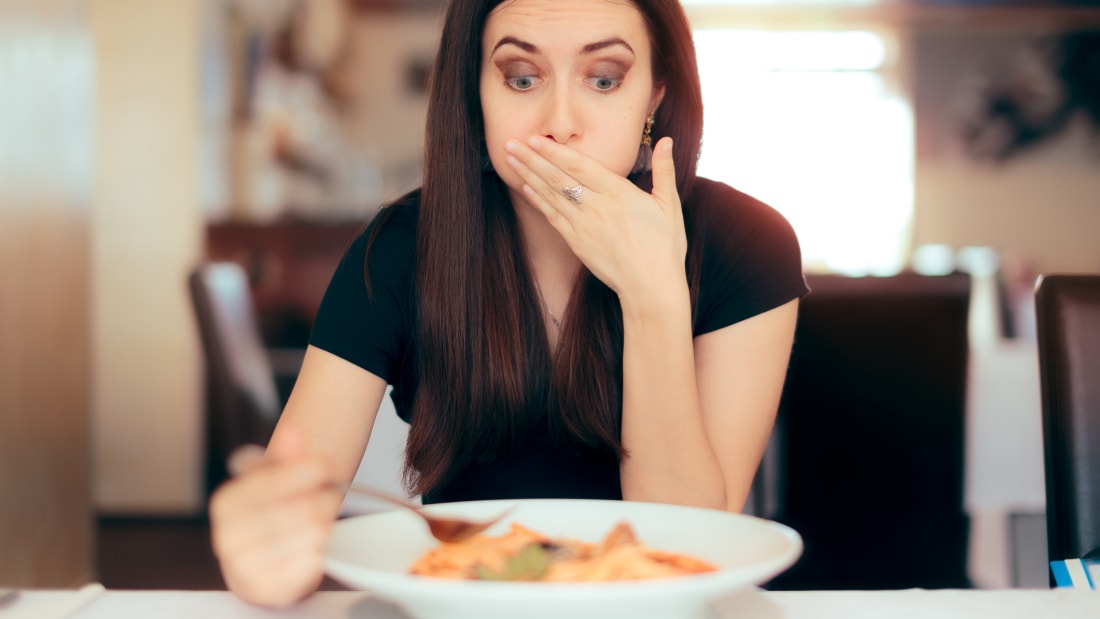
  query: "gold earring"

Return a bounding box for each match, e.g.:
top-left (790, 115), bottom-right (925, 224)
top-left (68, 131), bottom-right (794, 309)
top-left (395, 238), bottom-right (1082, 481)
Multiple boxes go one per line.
top-left (631, 114), bottom-right (656, 175)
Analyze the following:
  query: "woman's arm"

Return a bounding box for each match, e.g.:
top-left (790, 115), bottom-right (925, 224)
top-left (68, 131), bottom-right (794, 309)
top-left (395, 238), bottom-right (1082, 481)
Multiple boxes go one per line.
top-left (694, 300), bottom-right (798, 510)
top-left (210, 345), bottom-right (388, 606)
top-left (617, 277), bottom-right (721, 508)
top-left (271, 345), bottom-right (389, 481)
top-left (619, 296), bottom-right (797, 512)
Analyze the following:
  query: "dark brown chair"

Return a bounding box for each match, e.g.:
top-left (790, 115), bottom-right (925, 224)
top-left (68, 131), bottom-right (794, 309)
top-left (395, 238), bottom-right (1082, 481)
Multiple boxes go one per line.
top-left (189, 262), bottom-right (282, 494)
top-left (1036, 274), bottom-right (1100, 570)
top-left (765, 272), bottom-right (972, 590)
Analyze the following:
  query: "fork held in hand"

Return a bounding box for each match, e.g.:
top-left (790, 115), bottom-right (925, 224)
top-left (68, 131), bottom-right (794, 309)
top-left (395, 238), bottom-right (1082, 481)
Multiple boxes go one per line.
top-left (337, 482), bottom-right (514, 544)
top-left (228, 444), bottom-right (512, 543)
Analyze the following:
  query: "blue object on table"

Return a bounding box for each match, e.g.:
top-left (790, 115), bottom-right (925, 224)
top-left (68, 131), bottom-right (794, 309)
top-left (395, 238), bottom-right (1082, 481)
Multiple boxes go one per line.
top-left (1051, 559), bottom-right (1098, 589)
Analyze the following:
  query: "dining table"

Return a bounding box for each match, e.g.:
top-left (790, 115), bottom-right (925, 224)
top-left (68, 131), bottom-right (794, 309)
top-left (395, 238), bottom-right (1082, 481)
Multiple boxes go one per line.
top-left (7, 584), bottom-right (1099, 619)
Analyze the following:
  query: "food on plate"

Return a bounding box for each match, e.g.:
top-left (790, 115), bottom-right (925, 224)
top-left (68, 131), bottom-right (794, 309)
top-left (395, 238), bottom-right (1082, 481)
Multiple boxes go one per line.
top-left (409, 521), bottom-right (717, 582)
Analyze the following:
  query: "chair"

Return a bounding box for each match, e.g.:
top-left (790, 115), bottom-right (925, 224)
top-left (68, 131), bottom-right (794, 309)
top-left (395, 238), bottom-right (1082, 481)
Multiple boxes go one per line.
top-left (765, 272), bottom-right (972, 590)
top-left (189, 261), bottom-right (282, 494)
top-left (1035, 274), bottom-right (1100, 570)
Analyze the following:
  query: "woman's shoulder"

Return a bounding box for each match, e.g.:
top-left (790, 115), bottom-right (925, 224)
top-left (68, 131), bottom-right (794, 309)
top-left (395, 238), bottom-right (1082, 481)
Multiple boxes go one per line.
top-left (686, 176), bottom-right (798, 244)
top-left (344, 189), bottom-right (421, 260)
top-left (367, 189), bottom-right (422, 241)
top-left (687, 178), bottom-right (807, 333)
top-left (687, 177), bottom-right (785, 224)
top-left (311, 191), bottom-right (421, 383)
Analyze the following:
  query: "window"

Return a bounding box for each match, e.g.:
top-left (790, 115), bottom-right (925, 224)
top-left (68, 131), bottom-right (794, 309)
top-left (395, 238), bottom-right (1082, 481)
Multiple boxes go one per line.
top-left (692, 28), bottom-right (913, 276)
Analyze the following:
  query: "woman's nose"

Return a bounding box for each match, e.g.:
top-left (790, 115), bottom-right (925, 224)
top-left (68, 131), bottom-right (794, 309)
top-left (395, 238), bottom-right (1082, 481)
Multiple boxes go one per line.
top-left (540, 85), bottom-right (580, 145)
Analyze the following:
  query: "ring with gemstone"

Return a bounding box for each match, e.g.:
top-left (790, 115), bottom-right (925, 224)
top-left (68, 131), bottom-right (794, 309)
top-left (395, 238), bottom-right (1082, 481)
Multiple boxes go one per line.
top-left (562, 185), bottom-right (583, 205)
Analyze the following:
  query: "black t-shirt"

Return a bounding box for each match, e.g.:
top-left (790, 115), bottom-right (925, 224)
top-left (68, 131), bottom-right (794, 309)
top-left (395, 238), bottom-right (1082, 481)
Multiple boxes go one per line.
top-left (310, 177), bottom-right (809, 503)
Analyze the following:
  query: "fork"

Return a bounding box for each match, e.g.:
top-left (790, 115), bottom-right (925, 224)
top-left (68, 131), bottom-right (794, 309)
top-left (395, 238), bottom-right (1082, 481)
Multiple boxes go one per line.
top-left (227, 444), bottom-right (512, 544)
top-left (338, 482), bottom-right (514, 543)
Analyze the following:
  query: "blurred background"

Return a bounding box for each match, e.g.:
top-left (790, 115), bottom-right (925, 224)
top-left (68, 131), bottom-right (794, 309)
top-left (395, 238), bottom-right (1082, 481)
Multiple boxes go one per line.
top-left (2, 0), bottom-right (1099, 595)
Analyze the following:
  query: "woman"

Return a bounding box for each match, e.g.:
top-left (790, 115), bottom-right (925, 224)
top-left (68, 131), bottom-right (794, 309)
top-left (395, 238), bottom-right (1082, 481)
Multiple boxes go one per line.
top-left (210, 0), bottom-right (807, 606)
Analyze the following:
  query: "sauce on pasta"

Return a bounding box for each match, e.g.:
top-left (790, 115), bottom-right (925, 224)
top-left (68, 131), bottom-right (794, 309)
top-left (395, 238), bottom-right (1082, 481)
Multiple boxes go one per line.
top-left (409, 521), bottom-right (717, 582)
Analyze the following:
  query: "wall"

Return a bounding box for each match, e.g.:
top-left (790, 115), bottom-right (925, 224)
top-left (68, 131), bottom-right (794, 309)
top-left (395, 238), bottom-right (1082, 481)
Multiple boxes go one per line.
top-left (912, 26), bottom-right (1100, 275)
top-left (915, 158), bottom-right (1100, 274)
top-left (337, 8), bottom-right (441, 203)
top-left (90, 0), bottom-right (205, 513)
top-left (0, 0), bottom-right (95, 586)
top-left (201, 5), bottom-right (442, 222)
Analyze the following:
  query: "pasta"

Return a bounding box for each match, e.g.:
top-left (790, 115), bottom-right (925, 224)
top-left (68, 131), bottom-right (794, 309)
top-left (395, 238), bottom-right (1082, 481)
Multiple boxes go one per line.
top-left (409, 521), bottom-right (717, 582)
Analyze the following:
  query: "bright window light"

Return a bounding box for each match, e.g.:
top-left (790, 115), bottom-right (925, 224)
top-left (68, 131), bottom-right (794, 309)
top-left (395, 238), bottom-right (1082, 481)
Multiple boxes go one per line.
top-left (694, 29), bottom-right (913, 276)
top-left (698, 30), bottom-right (888, 71)
top-left (683, 0), bottom-right (881, 6)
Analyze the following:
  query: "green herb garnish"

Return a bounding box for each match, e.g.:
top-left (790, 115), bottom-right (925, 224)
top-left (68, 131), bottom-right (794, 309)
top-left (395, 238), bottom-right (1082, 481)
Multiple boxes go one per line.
top-left (474, 543), bottom-right (553, 581)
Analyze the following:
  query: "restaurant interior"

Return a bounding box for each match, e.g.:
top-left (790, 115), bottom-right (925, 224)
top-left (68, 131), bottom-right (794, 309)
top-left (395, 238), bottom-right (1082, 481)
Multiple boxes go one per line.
top-left (2, 0), bottom-right (1100, 603)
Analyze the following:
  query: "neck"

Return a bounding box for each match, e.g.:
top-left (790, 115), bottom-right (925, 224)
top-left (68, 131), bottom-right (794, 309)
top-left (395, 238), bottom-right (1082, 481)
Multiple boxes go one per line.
top-left (510, 188), bottom-right (579, 351)
top-left (511, 188), bottom-right (580, 282)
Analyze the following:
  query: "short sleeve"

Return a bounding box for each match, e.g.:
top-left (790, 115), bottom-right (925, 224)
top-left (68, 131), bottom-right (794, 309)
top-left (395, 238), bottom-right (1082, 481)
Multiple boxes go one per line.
top-left (308, 205), bottom-right (417, 383)
top-left (691, 178), bottom-right (809, 336)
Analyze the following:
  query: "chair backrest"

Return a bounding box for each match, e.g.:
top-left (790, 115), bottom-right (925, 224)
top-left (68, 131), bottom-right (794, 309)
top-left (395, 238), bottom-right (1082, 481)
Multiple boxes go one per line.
top-left (1036, 274), bottom-right (1100, 564)
top-left (765, 272), bottom-right (972, 590)
top-left (189, 262), bottom-right (281, 492)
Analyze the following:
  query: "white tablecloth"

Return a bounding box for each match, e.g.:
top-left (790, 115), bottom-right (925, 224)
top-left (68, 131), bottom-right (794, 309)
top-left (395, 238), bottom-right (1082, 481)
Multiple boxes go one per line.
top-left (9, 587), bottom-right (1100, 619)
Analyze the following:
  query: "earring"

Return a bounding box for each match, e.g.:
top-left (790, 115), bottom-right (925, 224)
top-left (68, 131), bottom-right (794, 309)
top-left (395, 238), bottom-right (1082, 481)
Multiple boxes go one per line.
top-left (630, 114), bottom-right (656, 175)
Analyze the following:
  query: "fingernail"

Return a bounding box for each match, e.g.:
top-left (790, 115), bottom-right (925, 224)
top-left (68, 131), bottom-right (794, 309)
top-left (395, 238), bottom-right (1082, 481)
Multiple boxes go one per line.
top-left (506, 155), bottom-right (520, 168)
top-left (504, 139), bottom-right (519, 153)
top-left (661, 138), bottom-right (673, 154)
top-left (528, 136), bottom-right (542, 149)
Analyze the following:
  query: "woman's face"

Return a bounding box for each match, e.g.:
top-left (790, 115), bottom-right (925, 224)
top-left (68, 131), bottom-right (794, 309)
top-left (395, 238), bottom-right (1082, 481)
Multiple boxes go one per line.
top-left (479, 0), bottom-right (664, 197)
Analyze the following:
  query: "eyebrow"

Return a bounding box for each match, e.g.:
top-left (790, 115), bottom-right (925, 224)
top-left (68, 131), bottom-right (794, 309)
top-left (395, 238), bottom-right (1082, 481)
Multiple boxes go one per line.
top-left (490, 36), bottom-right (635, 57)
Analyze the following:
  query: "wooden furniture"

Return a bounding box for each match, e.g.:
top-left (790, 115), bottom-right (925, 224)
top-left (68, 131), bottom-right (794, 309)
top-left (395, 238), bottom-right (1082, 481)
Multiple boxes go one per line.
top-left (204, 220), bottom-right (366, 349)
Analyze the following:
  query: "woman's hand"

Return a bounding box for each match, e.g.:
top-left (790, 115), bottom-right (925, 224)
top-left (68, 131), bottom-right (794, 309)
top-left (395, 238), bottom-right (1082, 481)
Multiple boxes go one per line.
top-left (504, 136), bottom-right (686, 306)
top-left (209, 426), bottom-right (340, 607)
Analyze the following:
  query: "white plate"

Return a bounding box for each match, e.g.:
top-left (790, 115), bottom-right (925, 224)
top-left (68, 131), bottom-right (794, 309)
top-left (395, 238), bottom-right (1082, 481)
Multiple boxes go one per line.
top-left (324, 498), bottom-right (801, 619)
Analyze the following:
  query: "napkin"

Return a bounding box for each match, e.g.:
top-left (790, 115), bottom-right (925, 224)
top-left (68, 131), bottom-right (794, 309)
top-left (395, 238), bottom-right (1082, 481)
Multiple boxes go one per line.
top-left (2, 583), bottom-right (105, 619)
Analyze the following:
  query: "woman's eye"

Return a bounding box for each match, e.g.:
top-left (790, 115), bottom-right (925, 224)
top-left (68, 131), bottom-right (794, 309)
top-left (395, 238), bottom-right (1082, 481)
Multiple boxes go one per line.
top-left (506, 75), bottom-right (539, 91)
top-left (586, 76), bottom-right (622, 92)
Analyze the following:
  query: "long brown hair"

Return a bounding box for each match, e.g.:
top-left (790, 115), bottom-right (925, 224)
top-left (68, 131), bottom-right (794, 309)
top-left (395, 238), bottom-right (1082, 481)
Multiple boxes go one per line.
top-left (371, 0), bottom-right (705, 496)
